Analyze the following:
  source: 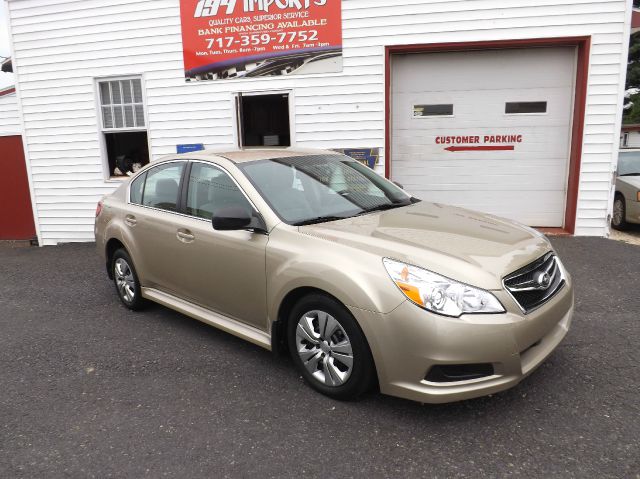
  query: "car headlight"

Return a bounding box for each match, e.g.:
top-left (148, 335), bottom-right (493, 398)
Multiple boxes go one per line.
top-left (382, 258), bottom-right (505, 317)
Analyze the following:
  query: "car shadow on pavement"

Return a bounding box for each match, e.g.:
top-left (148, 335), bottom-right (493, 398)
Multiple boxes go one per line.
top-left (610, 223), bottom-right (640, 246)
top-left (141, 295), bottom-right (574, 418)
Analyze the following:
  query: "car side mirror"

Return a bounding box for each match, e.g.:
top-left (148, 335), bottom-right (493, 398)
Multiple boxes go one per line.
top-left (212, 205), bottom-right (266, 233)
top-left (392, 181), bottom-right (404, 190)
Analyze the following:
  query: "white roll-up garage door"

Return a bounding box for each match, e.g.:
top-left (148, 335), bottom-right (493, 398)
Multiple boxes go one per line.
top-left (390, 47), bottom-right (576, 227)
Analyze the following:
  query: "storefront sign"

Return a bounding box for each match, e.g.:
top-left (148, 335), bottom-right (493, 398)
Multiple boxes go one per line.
top-left (435, 134), bottom-right (523, 152)
top-left (333, 148), bottom-right (379, 169)
top-left (179, 0), bottom-right (343, 81)
top-left (177, 143), bottom-right (205, 153)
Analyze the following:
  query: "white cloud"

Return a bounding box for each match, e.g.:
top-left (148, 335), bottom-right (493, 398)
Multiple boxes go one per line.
top-left (0, 5), bottom-right (13, 88)
top-left (0, 71), bottom-right (13, 89)
top-left (0, 4), bottom-right (11, 58)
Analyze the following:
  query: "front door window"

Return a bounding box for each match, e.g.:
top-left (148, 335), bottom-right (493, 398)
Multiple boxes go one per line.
top-left (186, 163), bottom-right (253, 220)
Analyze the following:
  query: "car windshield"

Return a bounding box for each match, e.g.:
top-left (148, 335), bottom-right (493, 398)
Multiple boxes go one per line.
top-left (618, 152), bottom-right (640, 176)
top-left (239, 154), bottom-right (414, 225)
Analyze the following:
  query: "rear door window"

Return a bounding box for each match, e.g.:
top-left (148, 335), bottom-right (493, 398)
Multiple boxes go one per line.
top-left (141, 162), bottom-right (185, 212)
top-left (129, 172), bottom-right (146, 204)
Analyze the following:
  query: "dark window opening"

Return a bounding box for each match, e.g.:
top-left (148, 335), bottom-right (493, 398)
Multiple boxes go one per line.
top-left (105, 131), bottom-right (150, 177)
top-left (505, 101), bottom-right (547, 114)
top-left (240, 94), bottom-right (291, 147)
top-left (413, 104), bottom-right (453, 117)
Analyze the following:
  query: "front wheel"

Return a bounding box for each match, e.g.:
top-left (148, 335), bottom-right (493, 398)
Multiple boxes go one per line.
top-left (112, 249), bottom-right (146, 311)
top-left (287, 294), bottom-right (376, 400)
top-left (612, 195), bottom-right (628, 230)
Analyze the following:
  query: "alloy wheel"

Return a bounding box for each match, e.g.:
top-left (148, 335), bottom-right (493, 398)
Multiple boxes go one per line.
top-left (295, 310), bottom-right (354, 386)
top-left (613, 198), bottom-right (624, 226)
top-left (114, 258), bottom-right (136, 303)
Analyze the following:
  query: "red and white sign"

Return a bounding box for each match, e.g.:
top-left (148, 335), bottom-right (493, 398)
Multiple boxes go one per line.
top-left (435, 134), bottom-right (523, 152)
top-left (179, 0), bottom-right (343, 81)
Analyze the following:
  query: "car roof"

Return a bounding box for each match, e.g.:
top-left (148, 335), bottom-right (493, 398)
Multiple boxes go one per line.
top-left (165, 147), bottom-right (343, 164)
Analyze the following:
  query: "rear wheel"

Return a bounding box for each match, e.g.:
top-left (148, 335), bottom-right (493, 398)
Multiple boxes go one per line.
top-left (612, 194), bottom-right (628, 230)
top-left (287, 294), bottom-right (375, 400)
top-left (112, 249), bottom-right (146, 310)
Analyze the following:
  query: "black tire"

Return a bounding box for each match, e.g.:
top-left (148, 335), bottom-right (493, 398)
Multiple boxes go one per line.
top-left (287, 293), bottom-right (376, 400)
top-left (612, 194), bottom-right (628, 230)
top-left (111, 248), bottom-right (146, 311)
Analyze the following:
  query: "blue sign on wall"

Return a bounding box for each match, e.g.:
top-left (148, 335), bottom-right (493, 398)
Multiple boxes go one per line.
top-left (177, 143), bottom-right (205, 154)
top-left (332, 148), bottom-right (379, 169)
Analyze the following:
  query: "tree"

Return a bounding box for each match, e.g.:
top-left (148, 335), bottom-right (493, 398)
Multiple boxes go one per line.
top-left (623, 30), bottom-right (640, 123)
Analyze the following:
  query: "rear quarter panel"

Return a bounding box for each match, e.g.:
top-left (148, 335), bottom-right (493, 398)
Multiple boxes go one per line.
top-left (95, 181), bottom-right (143, 278)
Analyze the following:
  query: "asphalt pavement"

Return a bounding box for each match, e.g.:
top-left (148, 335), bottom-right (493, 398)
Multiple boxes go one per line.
top-left (0, 237), bottom-right (638, 478)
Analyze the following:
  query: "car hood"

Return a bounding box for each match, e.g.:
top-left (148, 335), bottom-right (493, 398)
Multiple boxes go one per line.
top-left (299, 202), bottom-right (552, 290)
top-left (617, 175), bottom-right (640, 189)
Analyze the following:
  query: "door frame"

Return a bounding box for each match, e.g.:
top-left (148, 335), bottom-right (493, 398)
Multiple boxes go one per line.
top-left (385, 36), bottom-right (591, 234)
top-left (231, 89), bottom-right (296, 149)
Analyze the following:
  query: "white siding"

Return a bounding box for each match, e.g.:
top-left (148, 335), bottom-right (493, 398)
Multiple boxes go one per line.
top-left (7, 0), bottom-right (630, 244)
top-left (0, 91), bottom-right (21, 136)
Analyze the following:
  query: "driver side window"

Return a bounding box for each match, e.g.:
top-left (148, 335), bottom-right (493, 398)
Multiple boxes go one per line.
top-left (186, 163), bottom-right (253, 220)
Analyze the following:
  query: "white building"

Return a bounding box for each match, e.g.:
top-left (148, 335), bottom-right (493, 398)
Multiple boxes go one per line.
top-left (621, 124), bottom-right (640, 149)
top-left (0, 87), bottom-right (19, 136)
top-left (3, 0), bottom-right (632, 245)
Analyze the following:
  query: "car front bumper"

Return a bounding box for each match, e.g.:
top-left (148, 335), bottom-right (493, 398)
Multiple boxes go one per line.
top-left (626, 197), bottom-right (640, 224)
top-left (349, 278), bottom-right (573, 404)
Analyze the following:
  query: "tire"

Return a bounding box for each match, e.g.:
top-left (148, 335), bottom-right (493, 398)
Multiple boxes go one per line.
top-left (287, 293), bottom-right (376, 400)
top-left (612, 194), bottom-right (628, 230)
top-left (112, 248), bottom-right (146, 311)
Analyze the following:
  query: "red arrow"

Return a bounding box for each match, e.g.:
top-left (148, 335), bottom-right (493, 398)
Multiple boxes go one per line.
top-left (445, 145), bottom-right (515, 152)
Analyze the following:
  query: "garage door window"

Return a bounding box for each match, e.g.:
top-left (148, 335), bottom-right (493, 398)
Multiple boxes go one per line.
top-left (98, 76), bottom-right (150, 178)
top-left (505, 101), bottom-right (547, 114)
top-left (413, 104), bottom-right (453, 117)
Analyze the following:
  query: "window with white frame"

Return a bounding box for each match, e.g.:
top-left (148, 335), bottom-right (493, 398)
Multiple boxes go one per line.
top-left (622, 132), bottom-right (630, 148)
top-left (98, 77), bottom-right (150, 178)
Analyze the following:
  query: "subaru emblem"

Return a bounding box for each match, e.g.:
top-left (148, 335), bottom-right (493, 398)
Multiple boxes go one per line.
top-left (536, 272), bottom-right (551, 289)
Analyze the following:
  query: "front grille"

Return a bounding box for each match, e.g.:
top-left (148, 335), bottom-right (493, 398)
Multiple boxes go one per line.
top-left (503, 252), bottom-right (565, 314)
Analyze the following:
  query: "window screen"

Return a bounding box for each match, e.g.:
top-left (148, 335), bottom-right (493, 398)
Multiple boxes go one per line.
top-left (505, 101), bottom-right (547, 114)
top-left (99, 78), bottom-right (146, 129)
top-left (413, 104), bottom-right (453, 117)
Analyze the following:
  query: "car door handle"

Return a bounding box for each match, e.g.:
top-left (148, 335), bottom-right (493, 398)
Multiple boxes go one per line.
top-left (176, 229), bottom-right (195, 243)
top-left (124, 215), bottom-right (137, 227)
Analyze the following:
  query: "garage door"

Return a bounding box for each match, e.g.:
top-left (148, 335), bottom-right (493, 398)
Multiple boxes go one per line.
top-left (0, 135), bottom-right (36, 240)
top-left (390, 47), bottom-right (576, 227)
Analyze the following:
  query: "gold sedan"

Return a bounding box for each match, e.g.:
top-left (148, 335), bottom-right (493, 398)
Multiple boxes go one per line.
top-left (95, 149), bottom-right (573, 403)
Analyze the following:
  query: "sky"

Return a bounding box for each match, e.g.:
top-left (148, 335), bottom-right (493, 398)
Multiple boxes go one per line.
top-left (0, 4), bottom-right (14, 89)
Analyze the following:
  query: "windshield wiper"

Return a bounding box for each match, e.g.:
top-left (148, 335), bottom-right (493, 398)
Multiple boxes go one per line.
top-left (293, 216), bottom-right (349, 226)
top-left (620, 173), bottom-right (640, 176)
top-left (357, 201), bottom-right (410, 216)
